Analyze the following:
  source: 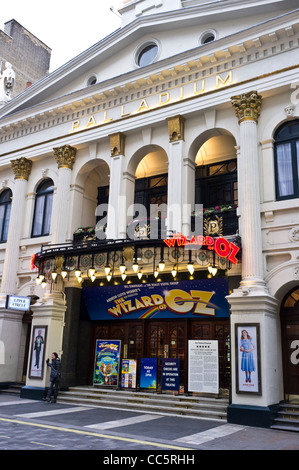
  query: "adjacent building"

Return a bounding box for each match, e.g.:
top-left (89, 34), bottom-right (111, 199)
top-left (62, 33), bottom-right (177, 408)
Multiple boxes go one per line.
top-left (0, 0), bottom-right (298, 428)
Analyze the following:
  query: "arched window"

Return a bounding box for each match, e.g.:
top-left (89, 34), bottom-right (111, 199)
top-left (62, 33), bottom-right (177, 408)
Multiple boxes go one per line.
top-left (32, 179), bottom-right (54, 237)
top-left (0, 189), bottom-right (12, 242)
top-left (274, 120), bottom-right (299, 200)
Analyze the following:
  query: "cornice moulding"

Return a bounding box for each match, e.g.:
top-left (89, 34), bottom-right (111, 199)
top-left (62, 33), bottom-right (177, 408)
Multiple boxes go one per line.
top-left (0, 7), bottom-right (298, 119)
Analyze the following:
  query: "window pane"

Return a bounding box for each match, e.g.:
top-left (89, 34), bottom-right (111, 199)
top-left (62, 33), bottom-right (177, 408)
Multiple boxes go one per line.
top-left (43, 193), bottom-right (53, 235)
top-left (2, 203), bottom-right (11, 241)
top-left (276, 143), bottom-right (294, 197)
top-left (297, 141), bottom-right (299, 187)
top-left (32, 195), bottom-right (45, 236)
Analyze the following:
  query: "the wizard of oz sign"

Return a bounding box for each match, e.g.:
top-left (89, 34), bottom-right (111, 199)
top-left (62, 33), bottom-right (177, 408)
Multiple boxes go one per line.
top-left (82, 279), bottom-right (229, 321)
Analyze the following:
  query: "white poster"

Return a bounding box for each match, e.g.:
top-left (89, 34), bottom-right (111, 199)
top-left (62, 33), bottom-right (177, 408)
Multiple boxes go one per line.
top-left (188, 340), bottom-right (219, 394)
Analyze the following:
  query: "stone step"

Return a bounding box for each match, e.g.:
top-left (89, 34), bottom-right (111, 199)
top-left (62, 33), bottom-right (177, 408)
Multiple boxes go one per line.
top-left (271, 402), bottom-right (299, 432)
top-left (57, 386), bottom-right (228, 420)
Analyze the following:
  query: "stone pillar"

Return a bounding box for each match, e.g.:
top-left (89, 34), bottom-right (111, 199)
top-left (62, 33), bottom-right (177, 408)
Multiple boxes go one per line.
top-left (166, 115), bottom-right (185, 235)
top-left (231, 91), bottom-right (264, 290)
top-left (1, 157), bottom-right (32, 298)
top-left (227, 92), bottom-right (283, 427)
top-left (51, 144), bottom-right (77, 244)
top-left (106, 133), bottom-right (126, 240)
top-left (0, 158), bottom-right (32, 383)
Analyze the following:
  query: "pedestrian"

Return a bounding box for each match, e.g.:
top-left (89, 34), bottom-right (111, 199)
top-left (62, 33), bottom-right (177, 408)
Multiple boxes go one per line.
top-left (43, 352), bottom-right (61, 403)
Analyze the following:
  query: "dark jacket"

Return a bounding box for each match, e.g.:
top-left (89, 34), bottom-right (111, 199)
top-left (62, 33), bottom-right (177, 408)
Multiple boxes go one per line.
top-left (47, 357), bottom-right (61, 380)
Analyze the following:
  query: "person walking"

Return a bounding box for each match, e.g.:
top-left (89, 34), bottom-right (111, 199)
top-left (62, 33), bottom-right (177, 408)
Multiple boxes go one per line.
top-left (43, 352), bottom-right (61, 403)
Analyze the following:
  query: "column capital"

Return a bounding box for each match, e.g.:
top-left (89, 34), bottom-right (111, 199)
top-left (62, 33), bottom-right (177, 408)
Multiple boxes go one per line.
top-left (53, 144), bottom-right (77, 169)
top-left (109, 132), bottom-right (126, 157)
top-left (11, 157), bottom-right (32, 181)
top-left (231, 91), bottom-right (262, 124)
top-left (167, 115), bottom-right (185, 142)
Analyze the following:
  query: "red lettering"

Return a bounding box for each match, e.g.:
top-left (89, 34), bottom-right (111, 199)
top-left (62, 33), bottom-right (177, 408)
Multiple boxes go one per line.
top-left (214, 237), bottom-right (230, 258)
top-left (228, 242), bottom-right (240, 265)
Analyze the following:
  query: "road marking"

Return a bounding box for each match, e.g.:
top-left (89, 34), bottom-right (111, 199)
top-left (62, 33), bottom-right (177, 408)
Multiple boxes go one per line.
top-left (175, 424), bottom-right (246, 445)
top-left (0, 417), bottom-right (193, 450)
top-left (85, 413), bottom-right (162, 430)
top-left (0, 400), bottom-right (34, 406)
top-left (16, 406), bottom-right (90, 418)
top-left (30, 441), bottom-right (55, 448)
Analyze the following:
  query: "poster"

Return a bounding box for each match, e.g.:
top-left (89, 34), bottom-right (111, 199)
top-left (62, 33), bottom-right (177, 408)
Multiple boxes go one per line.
top-left (82, 278), bottom-right (229, 321)
top-left (235, 324), bottom-right (261, 395)
top-left (29, 326), bottom-right (47, 379)
top-left (188, 340), bottom-right (219, 394)
top-left (140, 358), bottom-right (157, 389)
top-left (161, 358), bottom-right (180, 392)
top-left (121, 359), bottom-right (137, 389)
top-left (93, 340), bottom-right (121, 386)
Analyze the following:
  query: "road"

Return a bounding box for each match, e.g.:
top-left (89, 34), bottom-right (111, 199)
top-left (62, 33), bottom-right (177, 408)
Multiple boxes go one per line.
top-left (0, 393), bottom-right (298, 459)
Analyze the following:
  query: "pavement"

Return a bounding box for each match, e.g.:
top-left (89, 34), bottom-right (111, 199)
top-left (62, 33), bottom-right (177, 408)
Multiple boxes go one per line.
top-left (0, 392), bottom-right (298, 457)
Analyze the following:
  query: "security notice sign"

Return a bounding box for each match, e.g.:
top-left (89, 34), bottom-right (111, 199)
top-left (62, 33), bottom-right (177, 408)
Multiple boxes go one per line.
top-left (188, 340), bottom-right (219, 394)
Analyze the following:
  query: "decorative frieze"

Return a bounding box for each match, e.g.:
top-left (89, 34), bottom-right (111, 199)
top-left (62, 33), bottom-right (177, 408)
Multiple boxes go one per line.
top-left (53, 144), bottom-right (77, 170)
top-left (11, 157), bottom-right (32, 180)
top-left (167, 115), bottom-right (185, 142)
top-left (231, 91), bottom-right (262, 123)
top-left (110, 132), bottom-right (126, 157)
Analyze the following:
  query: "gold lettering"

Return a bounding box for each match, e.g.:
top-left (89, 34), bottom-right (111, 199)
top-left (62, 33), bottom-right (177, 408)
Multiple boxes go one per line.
top-left (86, 116), bottom-right (97, 128)
top-left (194, 80), bottom-right (205, 95)
top-left (104, 111), bottom-right (113, 122)
top-left (71, 120), bottom-right (81, 132)
top-left (121, 105), bottom-right (131, 117)
top-left (137, 99), bottom-right (150, 113)
top-left (180, 87), bottom-right (184, 100)
top-left (159, 92), bottom-right (170, 106)
top-left (216, 71), bottom-right (233, 88)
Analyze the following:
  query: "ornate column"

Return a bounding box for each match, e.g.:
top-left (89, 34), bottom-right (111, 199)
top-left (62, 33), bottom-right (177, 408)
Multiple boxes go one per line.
top-left (1, 157), bottom-right (32, 297)
top-left (51, 144), bottom-right (77, 244)
top-left (106, 133), bottom-right (127, 240)
top-left (231, 91), bottom-right (265, 290)
top-left (0, 157), bottom-right (32, 383)
top-left (227, 92), bottom-right (282, 425)
top-left (167, 115), bottom-right (185, 235)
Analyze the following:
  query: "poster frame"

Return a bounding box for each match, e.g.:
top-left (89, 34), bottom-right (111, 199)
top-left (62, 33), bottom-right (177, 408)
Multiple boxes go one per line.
top-left (93, 339), bottom-right (121, 387)
top-left (235, 323), bottom-right (262, 395)
top-left (29, 325), bottom-right (47, 380)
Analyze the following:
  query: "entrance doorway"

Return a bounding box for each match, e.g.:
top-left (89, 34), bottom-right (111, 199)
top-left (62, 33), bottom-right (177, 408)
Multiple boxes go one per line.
top-left (281, 287), bottom-right (299, 400)
top-left (90, 318), bottom-right (230, 392)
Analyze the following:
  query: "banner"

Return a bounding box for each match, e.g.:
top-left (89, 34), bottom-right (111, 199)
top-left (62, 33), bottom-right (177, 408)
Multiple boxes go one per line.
top-left (93, 340), bottom-right (121, 386)
top-left (161, 358), bottom-right (180, 392)
top-left (120, 359), bottom-right (137, 389)
top-left (82, 278), bottom-right (229, 321)
top-left (140, 358), bottom-right (157, 389)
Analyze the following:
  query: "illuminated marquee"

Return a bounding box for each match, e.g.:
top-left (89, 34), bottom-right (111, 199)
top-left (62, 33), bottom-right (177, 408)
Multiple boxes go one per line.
top-left (163, 234), bottom-right (240, 265)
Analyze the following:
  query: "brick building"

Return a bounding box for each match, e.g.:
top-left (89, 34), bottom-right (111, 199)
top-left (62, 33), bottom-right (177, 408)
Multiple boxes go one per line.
top-left (0, 19), bottom-right (51, 98)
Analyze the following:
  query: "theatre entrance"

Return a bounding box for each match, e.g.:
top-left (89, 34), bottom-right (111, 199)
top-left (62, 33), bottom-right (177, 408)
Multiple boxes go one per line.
top-left (90, 318), bottom-right (230, 392)
top-left (281, 287), bottom-right (299, 401)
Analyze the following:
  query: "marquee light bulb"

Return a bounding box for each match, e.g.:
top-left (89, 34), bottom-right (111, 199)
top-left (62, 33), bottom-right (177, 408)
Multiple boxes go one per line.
top-left (132, 262), bottom-right (139, 273)
top-left (187, 263), bottom-right (194, 275)
top-left (159, 260), bottom-right (165, 271)
top-left (120, 263), bottom-right (126, 274)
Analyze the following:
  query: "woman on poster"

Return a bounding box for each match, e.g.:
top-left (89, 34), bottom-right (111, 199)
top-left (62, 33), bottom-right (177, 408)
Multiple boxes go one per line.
top-left (240, 329), bottom-right (256, 383)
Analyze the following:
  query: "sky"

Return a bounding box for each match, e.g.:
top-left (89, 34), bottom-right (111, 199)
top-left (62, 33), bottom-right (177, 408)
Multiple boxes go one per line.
top-left (1, 0), bottom-right (123, 72)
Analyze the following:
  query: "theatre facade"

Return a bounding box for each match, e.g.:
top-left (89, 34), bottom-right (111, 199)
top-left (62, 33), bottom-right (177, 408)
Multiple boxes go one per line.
top-left (0, 0), bottom-right (298, 427)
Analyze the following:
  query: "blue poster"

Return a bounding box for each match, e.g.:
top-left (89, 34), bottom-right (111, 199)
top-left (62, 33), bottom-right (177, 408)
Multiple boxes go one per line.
top-left (82, 278), bottom-right (229, 321)
top-left (93, 340), bottom-right (121, 386)
top-left (161, 359), bottom-right (180, 392)
top-left (140, 358), bottom-right (157, 389)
